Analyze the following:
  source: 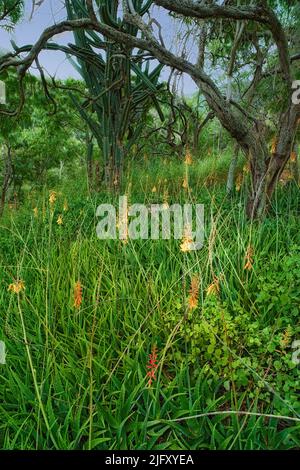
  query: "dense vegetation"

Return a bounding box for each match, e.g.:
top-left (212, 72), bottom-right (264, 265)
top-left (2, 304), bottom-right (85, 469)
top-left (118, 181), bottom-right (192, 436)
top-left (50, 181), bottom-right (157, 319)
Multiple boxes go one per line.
top-left (0, 0), bottom-right (299, 451)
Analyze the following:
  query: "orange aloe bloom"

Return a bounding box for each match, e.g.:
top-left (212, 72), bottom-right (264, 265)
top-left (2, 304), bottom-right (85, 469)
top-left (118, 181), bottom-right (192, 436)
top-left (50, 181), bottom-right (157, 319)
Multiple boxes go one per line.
top-left (271, 137), bottom-right (278, 155)
top-left (188, 275), bottom-right (199, 310)
top-left (244, 245), bottom-right (254, 271)
top-left (280, 327), bottom-right (292, 349)
top-left (146, 345), bottom-right (158, 387)
top-left (206, 276), bottom-right (220, 297)
top-left (63, 199), bottom-right (68, 211)
top-left (49, 191), bottom-right (57, 205)
top-left (235, 173), bottom-right (243, 192)
top-left (8, 280), bottom-right (25, 294)
top-left (290, 151), bottom-right (297, 163)
top-left (74, 281), bottom-right (83, 309)
top-left (182, 177), bottom-right (189, 189)
top-left (180, 225), bottom-right (193, 253)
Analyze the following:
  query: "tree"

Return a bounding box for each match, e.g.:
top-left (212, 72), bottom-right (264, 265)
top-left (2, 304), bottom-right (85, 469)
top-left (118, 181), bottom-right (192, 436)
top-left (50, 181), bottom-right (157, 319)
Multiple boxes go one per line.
top-left (0, 72), bottom-right (86, 215)
top-left (64, 0), bottom-right (164, 188)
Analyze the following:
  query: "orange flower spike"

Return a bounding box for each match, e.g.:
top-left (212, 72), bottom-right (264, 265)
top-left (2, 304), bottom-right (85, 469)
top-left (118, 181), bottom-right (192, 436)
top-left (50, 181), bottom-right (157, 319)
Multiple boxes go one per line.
top-left (188, 275), bottom-right (199, 310)
top-left (271, 137), bottom-right (278, 155)
top-left (8, 280), bottom-right (25, 294)
top-left (244, 245), bottom-right (254, 271)
top-left (146, 345), bottom-right (158, 387)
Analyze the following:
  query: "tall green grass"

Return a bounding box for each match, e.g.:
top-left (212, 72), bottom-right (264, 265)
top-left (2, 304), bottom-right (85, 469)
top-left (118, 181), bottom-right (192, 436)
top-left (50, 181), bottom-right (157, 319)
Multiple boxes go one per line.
top-left (0, 156), bottom-right (299, 450)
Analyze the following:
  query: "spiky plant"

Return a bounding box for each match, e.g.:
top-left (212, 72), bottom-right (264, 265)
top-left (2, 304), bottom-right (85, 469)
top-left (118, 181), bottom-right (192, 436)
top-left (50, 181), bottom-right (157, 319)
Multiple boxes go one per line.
top-left (66, 0), bottom-right (164, 187)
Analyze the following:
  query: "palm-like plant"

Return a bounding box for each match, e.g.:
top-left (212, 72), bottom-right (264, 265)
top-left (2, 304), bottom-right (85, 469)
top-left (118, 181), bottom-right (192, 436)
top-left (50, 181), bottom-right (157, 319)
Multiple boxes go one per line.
top-left (66, 0), bottom-right (164, 187)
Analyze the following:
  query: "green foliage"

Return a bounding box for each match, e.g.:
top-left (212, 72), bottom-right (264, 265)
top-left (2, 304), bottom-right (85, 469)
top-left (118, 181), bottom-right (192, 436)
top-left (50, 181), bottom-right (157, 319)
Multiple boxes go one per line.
top-left (0, 73), bottom-right (86, 196)
top-left (0, 162), bottom-right (299, 450)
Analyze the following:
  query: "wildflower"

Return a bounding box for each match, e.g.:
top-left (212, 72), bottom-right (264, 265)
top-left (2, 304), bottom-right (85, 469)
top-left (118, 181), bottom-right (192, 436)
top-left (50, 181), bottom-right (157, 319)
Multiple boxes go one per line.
top-left (290, 151), bottom-right (297, 163)
top-left (57, 215), bottom-right (63, 226)
top-left (206, 276), bottom-right (220, 297)
top-left (180, 225), bottom-right (193, 253)
top-left (235, 174), bottom-right (243, 192)
top-left (33, 207), bottom-right (38, 218)
top-left (63, 199), bottom-right (68, 211)
top-left (49, 191), bottom-right (57, 205)
top-left (184, 148), bottom-right (192, 165)
top-left (188, 275), bottom-right (199, 310)
top-left (280, 327), bottom-right (292, 349)
top-left (8, 280), bottom-right (25, 294)
top-left (163, 188), bottom-right (169, 209)
top-left (146, 345), bottom-right (158, 387)
top-left (117, 198), bottom-right (129, 244)
top-left (74, 281), bottom-right (83, 309)
top-left (279, 169), bottom-right (293, 185)
top-left (244, 245), bottom-right (254, 271)
top-left (151, 186), bottom-right (157, 193)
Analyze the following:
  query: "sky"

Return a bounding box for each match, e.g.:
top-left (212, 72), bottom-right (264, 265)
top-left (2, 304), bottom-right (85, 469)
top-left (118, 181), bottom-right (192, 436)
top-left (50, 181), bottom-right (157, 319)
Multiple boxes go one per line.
top-left (0, 0), bottom-right (198, 95)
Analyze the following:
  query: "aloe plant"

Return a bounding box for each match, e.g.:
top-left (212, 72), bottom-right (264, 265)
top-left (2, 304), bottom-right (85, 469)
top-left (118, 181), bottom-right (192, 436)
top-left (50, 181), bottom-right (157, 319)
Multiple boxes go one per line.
top-left (66, 0), bottom-right (164, 187)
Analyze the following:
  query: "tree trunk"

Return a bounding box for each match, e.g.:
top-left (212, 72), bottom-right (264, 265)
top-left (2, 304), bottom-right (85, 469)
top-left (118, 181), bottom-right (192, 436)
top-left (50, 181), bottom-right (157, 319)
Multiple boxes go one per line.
top-left (242, 95), bottom-right (299, 219)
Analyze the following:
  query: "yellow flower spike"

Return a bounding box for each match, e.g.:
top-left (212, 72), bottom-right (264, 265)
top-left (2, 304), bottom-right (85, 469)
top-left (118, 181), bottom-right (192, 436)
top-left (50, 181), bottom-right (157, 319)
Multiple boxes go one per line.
top-left (280, 327), bottom-right (292, 349)
top-left (74, 281), bottom-right (83, 309)
top-left (33, 207), bottom-right (38, 218)
top-left (151, 186), bottom-right (157, 193)
top-left (57, 215), bottom-right (63, 226)
top-left (182, 177), bottom-right (189, 189)
top-left (235, 174), bottom-right (243, 192)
